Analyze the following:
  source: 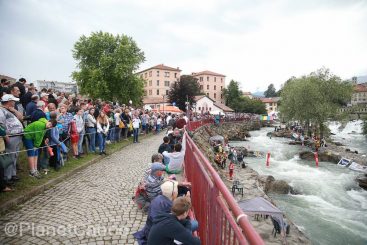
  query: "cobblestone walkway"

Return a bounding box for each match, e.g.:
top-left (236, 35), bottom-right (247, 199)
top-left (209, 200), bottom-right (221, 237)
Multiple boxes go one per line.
top-left (0, 134), bottom-right (164, 245)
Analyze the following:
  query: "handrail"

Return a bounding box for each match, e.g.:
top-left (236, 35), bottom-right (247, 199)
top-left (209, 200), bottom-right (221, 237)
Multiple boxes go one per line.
top-left (184, 118), bottom-right (264, 245)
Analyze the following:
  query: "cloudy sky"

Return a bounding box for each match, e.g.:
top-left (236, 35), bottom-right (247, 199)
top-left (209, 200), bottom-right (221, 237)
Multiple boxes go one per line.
top-left (1, 0), bottom-right (366, 93)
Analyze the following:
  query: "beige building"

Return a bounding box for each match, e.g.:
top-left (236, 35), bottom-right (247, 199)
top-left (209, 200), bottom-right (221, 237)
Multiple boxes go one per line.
top-left (260, 97), bottom-right (280, 115)
top-left (351, 83), bottom-right (367, 106)
top-left (138, 64), bottom-right (181, 100)
top-left (191, 70), bottom-right (226, 104)
top-left (243, 92), bottom-right (253, 99)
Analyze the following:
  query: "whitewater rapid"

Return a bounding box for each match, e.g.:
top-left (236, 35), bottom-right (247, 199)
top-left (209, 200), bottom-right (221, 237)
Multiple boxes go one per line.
top-left (231, 123), bottom-right (367, 245)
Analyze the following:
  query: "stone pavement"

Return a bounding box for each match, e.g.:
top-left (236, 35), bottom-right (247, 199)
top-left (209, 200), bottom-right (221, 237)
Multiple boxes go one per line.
top-left (0, 134), bottom-right (164, 245)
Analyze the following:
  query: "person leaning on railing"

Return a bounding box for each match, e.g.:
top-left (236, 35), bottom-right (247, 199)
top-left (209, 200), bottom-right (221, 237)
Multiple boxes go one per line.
top-left (23, 118), bottom-right (53, 178)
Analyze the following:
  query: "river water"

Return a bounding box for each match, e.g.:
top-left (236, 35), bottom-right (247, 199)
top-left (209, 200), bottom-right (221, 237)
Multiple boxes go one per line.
top-left (230, 121), bottom-right (367, 245)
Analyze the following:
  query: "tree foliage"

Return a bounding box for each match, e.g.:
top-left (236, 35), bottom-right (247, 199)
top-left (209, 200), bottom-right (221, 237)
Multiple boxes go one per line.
top-left (168, 75), bottom-right (200, 111)
top-left (72, 31), bottom-right (145, 104)
top-left (264, 83), bottom-right (277, 98)
top-left (223, 80), bottom-right (266, 114)
top-left (279, 68), bottom-right (353, 135)
top-left (223, 80), bottom-right (242, 106)
top-left (231, 97), bottom-right (267, 114)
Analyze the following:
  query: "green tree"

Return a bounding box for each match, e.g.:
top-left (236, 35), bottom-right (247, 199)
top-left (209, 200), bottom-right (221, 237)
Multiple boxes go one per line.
top-left (168, 75), bottom-right (200, 111)
top-left (72, 31), bottom-right (145, 104)
top-left (264, 83), bottom-right (277, 98)
top-left (223, 80), bottom-right (242, 106)
top-left (279, 68), bottom-right (353, 136)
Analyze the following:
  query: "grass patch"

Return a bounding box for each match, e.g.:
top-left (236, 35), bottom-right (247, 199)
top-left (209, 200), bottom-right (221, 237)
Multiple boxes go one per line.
top-left (0, 132), bottom-right (154, 207)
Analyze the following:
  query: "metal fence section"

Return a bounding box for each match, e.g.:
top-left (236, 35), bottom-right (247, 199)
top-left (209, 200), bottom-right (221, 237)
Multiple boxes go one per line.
top-left (184, 121), bottom-right (264, 244)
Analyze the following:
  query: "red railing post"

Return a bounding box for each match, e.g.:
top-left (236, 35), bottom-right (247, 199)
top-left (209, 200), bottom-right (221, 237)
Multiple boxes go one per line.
top-left (184, 116), bottom-right (264, 245)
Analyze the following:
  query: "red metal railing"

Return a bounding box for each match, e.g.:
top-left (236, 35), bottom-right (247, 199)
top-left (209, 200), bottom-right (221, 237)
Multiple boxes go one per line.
top-left (184, 119), bottom-right (264, 245)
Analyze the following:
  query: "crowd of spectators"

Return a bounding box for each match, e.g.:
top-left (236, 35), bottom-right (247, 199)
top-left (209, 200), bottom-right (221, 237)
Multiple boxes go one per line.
top-left (0, 77), bottom-right (190, 193)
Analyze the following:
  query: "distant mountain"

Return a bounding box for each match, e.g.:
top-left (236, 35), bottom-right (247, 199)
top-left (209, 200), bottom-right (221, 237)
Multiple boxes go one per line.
top-left (252, 91), bottom-right (264, 97)
top-left (356, 76), bottom-right (367, 84)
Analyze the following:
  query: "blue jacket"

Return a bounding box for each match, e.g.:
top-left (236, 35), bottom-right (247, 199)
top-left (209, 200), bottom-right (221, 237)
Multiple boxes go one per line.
top-left (134, 195), bottom-right (173, 245)
top-left (26, 101), bottom-right (37, 116)
top-left (49, 127), bottom-right (61, 146)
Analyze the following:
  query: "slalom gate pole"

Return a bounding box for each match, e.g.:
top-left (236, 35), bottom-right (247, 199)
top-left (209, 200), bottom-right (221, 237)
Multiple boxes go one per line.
top-left (266, 152), bottom-right (270, 167)
top-left (314, 152), bottom-right (319, 167)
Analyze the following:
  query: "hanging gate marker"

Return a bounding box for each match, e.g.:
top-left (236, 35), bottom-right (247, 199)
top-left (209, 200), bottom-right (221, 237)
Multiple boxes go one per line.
top-left (314, 152), bottom-right (319, 167)
top-left (266, 152), bottom-right (271, 167)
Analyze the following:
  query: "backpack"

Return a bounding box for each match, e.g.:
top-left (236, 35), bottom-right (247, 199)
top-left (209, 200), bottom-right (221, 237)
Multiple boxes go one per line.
top-left (133, 183), bottom-right (150, 212)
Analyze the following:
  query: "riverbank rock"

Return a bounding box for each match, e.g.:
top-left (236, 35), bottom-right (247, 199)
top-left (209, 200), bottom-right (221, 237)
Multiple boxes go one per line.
top-left (299, 151), bottom-right (340, 163)
top-left (258, 175), bottom-right (296, 194)
top-left (272, 129), bottom-right (293, 138)
top-left (357, 175), bottom-right (367, 190)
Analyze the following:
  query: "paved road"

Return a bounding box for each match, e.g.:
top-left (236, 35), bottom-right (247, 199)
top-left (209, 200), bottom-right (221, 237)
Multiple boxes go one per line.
top-left (0, 134), bottom-right (163, 245)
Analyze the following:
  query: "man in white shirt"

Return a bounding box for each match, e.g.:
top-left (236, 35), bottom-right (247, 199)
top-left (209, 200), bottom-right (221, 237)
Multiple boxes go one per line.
top-left (162, 133), bottom-right (186, 174)
top-left (132, 114), bottom-right (141, 143)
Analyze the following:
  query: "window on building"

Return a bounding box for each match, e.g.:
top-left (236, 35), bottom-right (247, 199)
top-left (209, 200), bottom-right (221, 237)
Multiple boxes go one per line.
top-left (144, 90), bottom-right (147, 96)
top-left (209, 107), bottom-right (211, 111)
top-left (174, 73), bottom-right (177, 78)
top-left (214, 77), bottom-right (216, 82)
top-left (149, 90), bottom-right (152, 95)
top-left (200, 77), bottom-right (203, 82)
top-left (166, 90), bottom-right (169, 95)
top-left (221, 77), bottom-right (223, 82)
top-left (165, 81), bottom-right (170, 86)
top-left (156, 89), bottom-right (159, 95)
top-left (149, 80), bottom-right (152, 86)
top-left (157, 71), bottom-right (159, 77)
top-left (214, 93), bottom-right (216, 99)
top-left (206, 93), bottom-right (209, 96)
top-left (145, 72), bottom-right (147, 78)
top-left (140, 74), bottom-right (143, 79)
top-left (207, 76), bottom-right (209, 81)
top-left (221, 86), bottom-right (223, 91)
top-left (214, 85), bottom-right (216, 90)
top-left (198, 107), bottom-right (201, 110)
top-left (221, 93), bottom-right (223, 99)
top-left (149, 71), bottom-right (152, 77)
top-left (165, 72), bottom-right (170, 77)
top-left (200, 85), bottom-right (203, 90)
top-left (144, 81), bottom-right (147, 86)
top-left (207, 85), bottom-right (209, 90)
top-left (157, 80), bottom-right (159, 86)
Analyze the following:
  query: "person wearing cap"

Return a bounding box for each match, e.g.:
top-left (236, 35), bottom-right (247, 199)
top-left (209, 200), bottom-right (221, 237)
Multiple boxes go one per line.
top-left (0, 94), bottom-right (24, 183)
top-left (147, 196), bottom-right (201, 245)
top-left (144, 162), bottom-right (166, 201)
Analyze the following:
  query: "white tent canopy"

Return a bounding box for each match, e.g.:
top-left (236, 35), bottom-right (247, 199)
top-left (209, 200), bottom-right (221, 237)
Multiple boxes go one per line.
top-left (238, 197), bottom-right (286, 230)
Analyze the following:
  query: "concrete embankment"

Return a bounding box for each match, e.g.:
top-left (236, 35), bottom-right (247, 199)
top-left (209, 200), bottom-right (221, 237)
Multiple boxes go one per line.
top-left (192, 122), bottom-right (311, 244)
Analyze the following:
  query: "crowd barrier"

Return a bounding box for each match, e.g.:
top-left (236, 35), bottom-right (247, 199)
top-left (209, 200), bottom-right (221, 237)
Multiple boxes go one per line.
top-left (184, 118), bottom-right (264, 245)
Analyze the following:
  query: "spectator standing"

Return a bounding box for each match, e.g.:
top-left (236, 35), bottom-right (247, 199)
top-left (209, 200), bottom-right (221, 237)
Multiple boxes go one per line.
top-left (23, 86), bottom-right (36, 109)
top-left (25, 94), bottom-right (38, 117)
top-left (96, 111), bottom-right (109, 155)
top-left (132, 114), bottom-right (141, 143)
top-left (74, 108), bottom-right (85, 156)
top-left (57, 104), bottom-right (74, 141)
top-left (30, 101), bottom-right (46, 123)
top-left (15, 78), bottom-right (26, 107)
top-left (0, 79), bottom-right (10, 97)
top-left (0, 94), bottom-right (24, 183)
top-left (114, 109), bottom-right (122, 142)
top-left (86, 108), bottom-right (97, 153)
top-left (48, 119), bottom-right (62, 170)
top-left (156, 115), bottom-right (162, 133)
top-left (10, 85), bottom-right (25, 116)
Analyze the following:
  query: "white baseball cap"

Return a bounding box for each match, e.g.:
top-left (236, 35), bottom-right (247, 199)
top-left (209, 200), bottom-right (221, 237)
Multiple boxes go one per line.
top-left (1, 94), bottom-right (20, 102)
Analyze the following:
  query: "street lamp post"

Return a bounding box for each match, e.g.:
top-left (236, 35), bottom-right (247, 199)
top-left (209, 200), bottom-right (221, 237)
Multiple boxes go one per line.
top-left (162, 95), bottom-right (165, 113)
